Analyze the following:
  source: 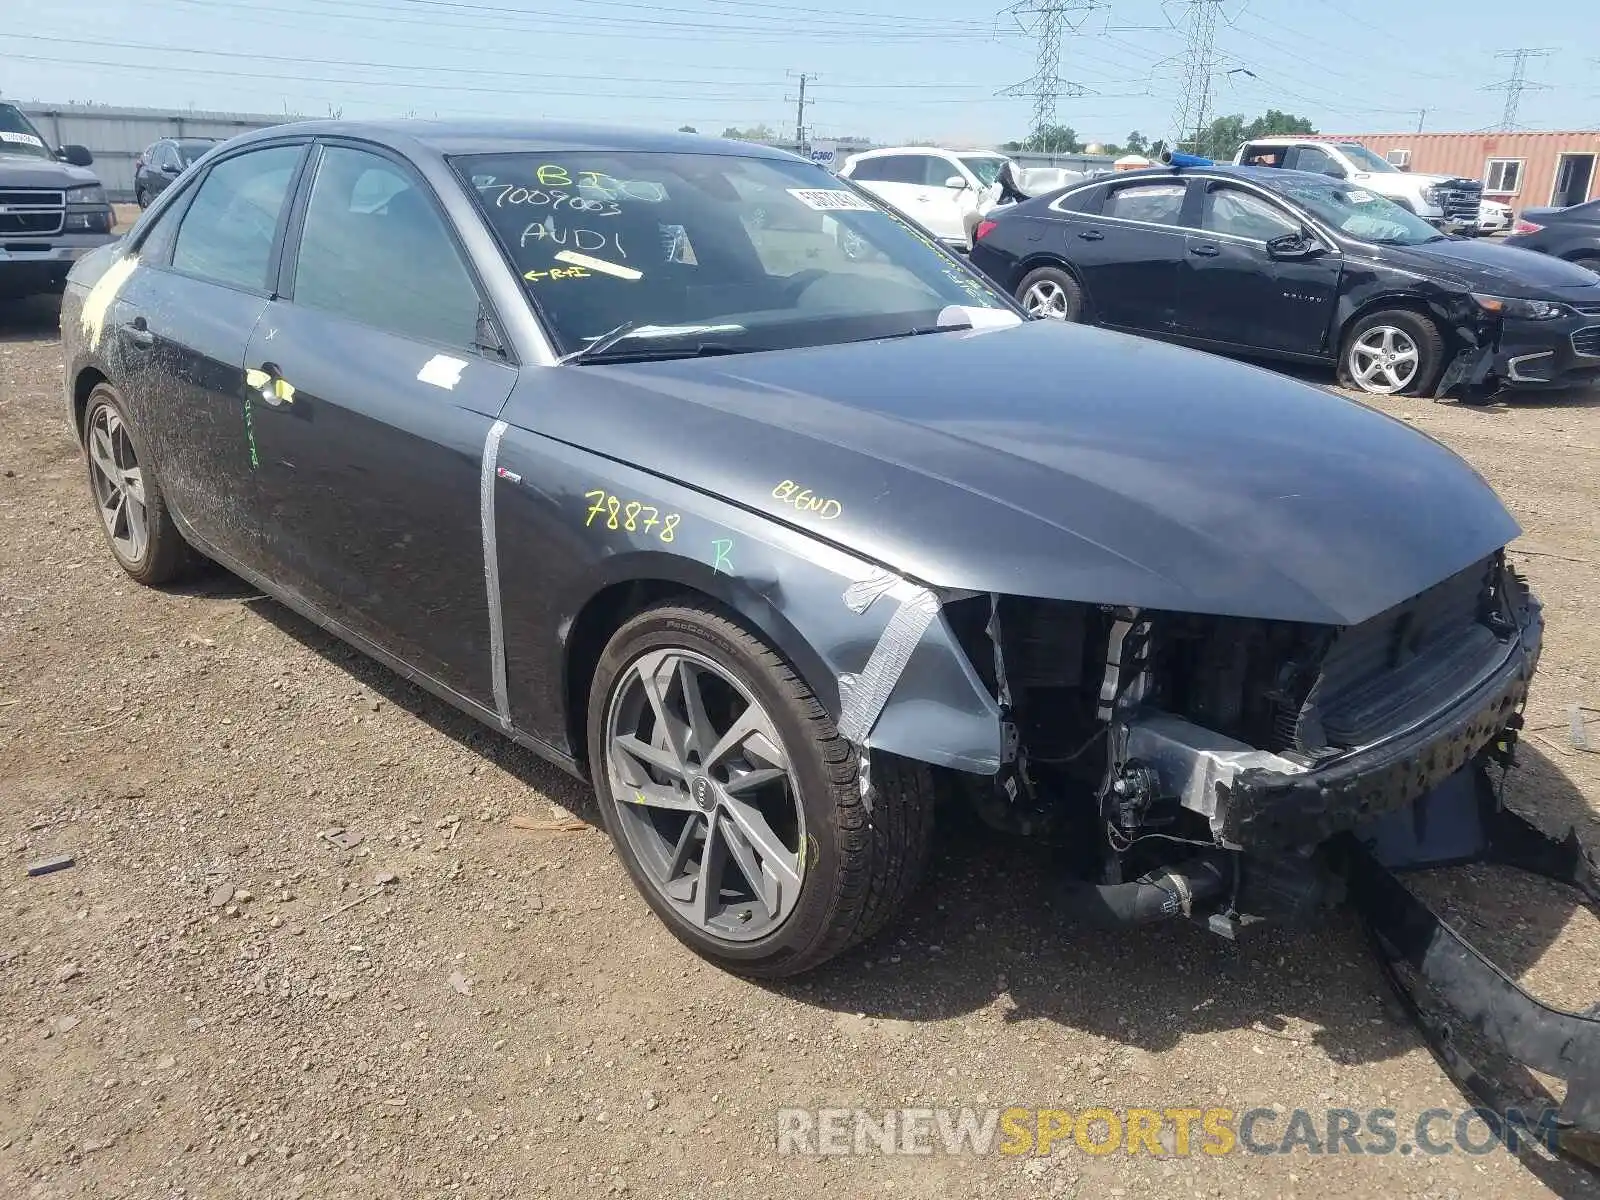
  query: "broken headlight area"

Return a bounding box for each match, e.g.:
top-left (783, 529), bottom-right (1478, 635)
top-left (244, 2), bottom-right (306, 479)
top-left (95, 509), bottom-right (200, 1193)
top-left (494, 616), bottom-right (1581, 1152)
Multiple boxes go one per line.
top-left (944, 552), bottom-right (1543, 931)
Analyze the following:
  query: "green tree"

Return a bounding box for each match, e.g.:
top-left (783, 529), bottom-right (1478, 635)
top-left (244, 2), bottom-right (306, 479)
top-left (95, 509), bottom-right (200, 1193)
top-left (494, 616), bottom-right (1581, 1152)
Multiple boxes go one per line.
top-left (678, 124), bottom-right (697, 133)
top-left (720, 123), bottom-right (778, 142)
top-left (1003, 124), bottom-right (1083, 154)
top-left (1124, 130), bottom-right (1149, 155)
top-left (1188, 110), bottom-right (1316, 159)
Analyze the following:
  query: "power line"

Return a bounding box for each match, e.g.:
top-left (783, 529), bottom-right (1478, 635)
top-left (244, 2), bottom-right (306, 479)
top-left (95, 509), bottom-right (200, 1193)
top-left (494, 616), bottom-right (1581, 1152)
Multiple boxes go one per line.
top-left (1483, 47), bottom-right (1554, 131)
top-left (995, 0), bottom-right (1104, 149)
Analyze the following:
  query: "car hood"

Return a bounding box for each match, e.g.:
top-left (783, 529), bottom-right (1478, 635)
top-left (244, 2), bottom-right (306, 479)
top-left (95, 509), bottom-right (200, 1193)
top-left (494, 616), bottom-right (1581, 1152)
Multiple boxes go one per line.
top-left (520, 321), bottom-right (1520, 626)
top-left (0, 151), bottom-right (100, 187)
top-left (1372, 236), bottom-right (1600, 298)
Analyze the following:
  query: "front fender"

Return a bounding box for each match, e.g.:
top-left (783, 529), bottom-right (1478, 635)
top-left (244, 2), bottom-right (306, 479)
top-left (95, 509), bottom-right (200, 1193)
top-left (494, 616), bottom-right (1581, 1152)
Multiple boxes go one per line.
top-left (491, 426), bottom-right (1005, 773)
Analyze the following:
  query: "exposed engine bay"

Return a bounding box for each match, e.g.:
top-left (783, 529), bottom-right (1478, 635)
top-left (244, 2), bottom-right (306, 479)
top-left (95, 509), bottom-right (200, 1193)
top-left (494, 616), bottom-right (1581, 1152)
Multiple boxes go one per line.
top-left (945, 551), bottom-right (1543, 931)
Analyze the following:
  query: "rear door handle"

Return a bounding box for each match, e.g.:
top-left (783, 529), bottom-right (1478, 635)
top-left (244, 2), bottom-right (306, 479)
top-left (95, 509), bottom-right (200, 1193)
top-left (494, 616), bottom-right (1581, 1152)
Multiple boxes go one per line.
top-left (1190, 243), bottom-right (1220, 257)
top-left (1077, 229), bottom-right (1104, 241)
top-left (121, 319), bottom-right (154, 349)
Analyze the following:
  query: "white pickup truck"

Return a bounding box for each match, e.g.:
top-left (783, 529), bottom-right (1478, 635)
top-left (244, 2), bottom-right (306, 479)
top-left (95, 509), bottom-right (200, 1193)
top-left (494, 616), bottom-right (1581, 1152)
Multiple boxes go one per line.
top-left (1233, 137), bottom-right (1482, 230)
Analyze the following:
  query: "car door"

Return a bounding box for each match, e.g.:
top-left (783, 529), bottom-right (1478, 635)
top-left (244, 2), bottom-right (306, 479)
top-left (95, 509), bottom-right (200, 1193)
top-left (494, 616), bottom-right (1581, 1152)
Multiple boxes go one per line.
top-left (242, 140), bottom-right (517, 707)
top-left (1063, 179), bottom-right (1191, 331)
top-left (847, 155), bottom-right (931, 228)
top-left (1177, 181), bottom-right (1342, 358)
top-left (108, 140), bottom-right (309, 560)
top-left (912, 154), bottom-right (972, 242)
top-left (151, 143), bottom-right (183, 196)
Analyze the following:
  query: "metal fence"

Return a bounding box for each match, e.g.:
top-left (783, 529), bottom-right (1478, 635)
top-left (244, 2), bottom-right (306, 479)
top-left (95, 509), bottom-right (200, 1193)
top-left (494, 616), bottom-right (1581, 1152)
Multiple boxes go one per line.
top-left (17, 102), bottom-right (297, 201)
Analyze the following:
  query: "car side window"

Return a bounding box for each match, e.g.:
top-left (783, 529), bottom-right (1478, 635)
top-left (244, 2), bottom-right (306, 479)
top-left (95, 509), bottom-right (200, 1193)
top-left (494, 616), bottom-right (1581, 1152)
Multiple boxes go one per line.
top-left (920, 156), bottom-right (958, 186)
top-left (291, 145), bottom-right (482, 350)
top-left (873, 156), bottom-right (923, 185)
top-left (1290, 146), bottom-right (1342, 178)
top-left (170, 145), bottom-right (303, 291)
top-left (1103, 182), bottom-right (1187, 226)
top-left (848, 157), bottom-right (889, 182)
top-left (156, 144), bottom-right (175, 171)
top-left (1201, 186), bottom-right (1301, 241)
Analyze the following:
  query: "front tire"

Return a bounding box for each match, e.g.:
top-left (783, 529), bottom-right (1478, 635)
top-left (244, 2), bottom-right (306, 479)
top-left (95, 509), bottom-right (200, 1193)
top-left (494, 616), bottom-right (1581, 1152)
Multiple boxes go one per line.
top-left (82, 384), bottom-right (194, 585)
top-left (1016, 265), bottom-right (1084, 322)
top-left (135, 186), bottom-right (149, 209)
top-left (1338, 309), bottom-right (1445, 397)
top-left (586, 601), bottom-right (934, 978)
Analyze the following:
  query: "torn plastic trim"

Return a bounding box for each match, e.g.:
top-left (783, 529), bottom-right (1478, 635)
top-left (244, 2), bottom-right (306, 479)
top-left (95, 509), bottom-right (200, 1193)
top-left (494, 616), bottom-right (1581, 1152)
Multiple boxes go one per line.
top-left (1347, 770), bottom-right (1600, 1165)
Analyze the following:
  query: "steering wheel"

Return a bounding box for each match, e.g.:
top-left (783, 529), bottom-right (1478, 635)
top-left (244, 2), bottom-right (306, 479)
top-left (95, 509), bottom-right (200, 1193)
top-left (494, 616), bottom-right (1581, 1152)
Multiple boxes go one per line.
top-left (780, 268), bottom-right (829, 305)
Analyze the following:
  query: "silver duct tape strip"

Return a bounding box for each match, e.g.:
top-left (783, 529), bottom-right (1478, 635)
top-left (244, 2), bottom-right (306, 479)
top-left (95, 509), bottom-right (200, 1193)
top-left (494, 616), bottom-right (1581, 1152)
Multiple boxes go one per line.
top-left (480, 419), bottom-right (512, 728)
top-left (837, 587), bottom-right (940, 744)
top-left (842, 567), bottom-right (900, 615)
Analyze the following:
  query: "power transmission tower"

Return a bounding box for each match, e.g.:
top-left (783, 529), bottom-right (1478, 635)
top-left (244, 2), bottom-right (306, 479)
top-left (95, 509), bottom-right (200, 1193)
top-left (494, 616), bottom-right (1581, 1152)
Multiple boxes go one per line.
top-left (1166, 0), bottom-right (1232, 155)
top-left (1483, 48), bottom-right (1553, 131)
top-left (786, 71), bottom-right (818, 154)
top-left (996, 0), bottom-right (1103, 152)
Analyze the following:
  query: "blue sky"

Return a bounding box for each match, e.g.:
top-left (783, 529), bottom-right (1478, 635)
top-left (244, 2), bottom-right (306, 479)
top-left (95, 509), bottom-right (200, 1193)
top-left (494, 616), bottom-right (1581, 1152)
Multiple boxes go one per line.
top-left (4, 0), bottom-right (1597, 146)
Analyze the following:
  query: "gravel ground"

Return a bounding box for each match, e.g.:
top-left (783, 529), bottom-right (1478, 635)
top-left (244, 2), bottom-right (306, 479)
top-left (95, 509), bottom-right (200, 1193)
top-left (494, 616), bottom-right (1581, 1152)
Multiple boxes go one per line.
top-left (3, 284), bottom-right (1600, 1200)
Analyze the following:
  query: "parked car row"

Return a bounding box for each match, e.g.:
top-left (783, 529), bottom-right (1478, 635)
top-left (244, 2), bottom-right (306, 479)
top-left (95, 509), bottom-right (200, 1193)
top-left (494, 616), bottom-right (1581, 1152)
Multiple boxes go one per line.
top-left (965, 157), bottom-right (1600, 400)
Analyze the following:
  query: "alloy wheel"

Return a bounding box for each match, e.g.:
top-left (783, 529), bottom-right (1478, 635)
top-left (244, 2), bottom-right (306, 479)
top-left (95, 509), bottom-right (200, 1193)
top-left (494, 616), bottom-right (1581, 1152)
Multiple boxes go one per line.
top-left (1348, 325), bottom-right (1420, 394)
top-left (604, 647), bottom-right (806, 943)
top-left (1022, 279), bottom-right (1070, 320)
top-left (86, 405), bottom-right (149, 565)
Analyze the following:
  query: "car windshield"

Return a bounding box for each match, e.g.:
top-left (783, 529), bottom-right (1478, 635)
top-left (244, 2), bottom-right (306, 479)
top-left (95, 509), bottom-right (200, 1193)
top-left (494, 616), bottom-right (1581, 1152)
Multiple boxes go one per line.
top-left (1274, 177), bottom-right (1445, 246)
top-left (1336, 143), bottom-right (1399, 173)
top-left (0, 104), bottom-right (52, 160)
top-left (454, 150), bottom-right (1010, 359)
top-left (958, 155), bottom-right (1010, 187)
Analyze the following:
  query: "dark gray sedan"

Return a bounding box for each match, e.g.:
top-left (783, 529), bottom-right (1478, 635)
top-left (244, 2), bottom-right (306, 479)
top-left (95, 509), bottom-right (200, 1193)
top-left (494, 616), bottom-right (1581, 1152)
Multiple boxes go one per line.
top-left (58, 120), bottom-right (1541, 985)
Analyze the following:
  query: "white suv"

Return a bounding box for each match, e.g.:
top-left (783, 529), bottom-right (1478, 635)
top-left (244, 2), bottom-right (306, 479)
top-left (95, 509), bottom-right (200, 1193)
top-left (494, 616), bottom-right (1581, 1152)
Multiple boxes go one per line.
top-left (838, 146), bottom-right (1013, 248)
top-left (1233, 138), bottom-right (1482, 229)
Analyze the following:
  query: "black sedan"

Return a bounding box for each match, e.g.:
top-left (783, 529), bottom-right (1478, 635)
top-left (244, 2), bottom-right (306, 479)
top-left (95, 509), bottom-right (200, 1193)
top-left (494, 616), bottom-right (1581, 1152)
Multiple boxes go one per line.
top-left (134, 137), bottom-right (217, 207)
top-left (1505, 198), bottom-right (1600, 275)
top-left (969, 164), bottom-right (1600, 399)
top-left (61, 121), bottom-right (1538, 982)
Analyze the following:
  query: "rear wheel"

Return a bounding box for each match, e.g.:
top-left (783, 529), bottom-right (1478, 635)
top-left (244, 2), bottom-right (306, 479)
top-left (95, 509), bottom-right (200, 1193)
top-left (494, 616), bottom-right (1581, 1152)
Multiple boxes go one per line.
top-left (135, 186), bottom-right (149, 209)
top-left (1338, 309), bottom-right (1445, 397)
top-left (82, 384), bottom-right (195, 585)
top-left (1016, 265), bottom-right (1084, 322)
top-left (586, 602), bottom-right (934, 977)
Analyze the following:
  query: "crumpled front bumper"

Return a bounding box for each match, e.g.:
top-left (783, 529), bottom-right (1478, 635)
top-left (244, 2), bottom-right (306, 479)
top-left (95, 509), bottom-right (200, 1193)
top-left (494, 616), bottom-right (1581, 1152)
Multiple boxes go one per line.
top-left (1216, 596), bottom-right (1542, 851)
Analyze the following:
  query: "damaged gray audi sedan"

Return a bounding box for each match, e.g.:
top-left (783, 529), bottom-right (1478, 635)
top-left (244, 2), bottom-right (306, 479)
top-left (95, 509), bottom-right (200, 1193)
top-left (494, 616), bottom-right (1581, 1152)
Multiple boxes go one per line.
top-left (61, 121), bottom-right (1546, 983)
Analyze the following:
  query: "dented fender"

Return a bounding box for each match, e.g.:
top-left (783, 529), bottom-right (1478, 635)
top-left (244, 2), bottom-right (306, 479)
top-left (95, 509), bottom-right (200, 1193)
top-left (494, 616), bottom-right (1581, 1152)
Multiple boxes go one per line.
top-left (489, 425), bottom-right (1004, 772)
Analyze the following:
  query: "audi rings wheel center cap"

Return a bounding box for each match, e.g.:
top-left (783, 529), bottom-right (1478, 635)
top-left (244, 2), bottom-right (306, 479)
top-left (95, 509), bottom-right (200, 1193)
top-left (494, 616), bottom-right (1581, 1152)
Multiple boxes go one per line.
top-left (692, 775), bottom-right (716, 811)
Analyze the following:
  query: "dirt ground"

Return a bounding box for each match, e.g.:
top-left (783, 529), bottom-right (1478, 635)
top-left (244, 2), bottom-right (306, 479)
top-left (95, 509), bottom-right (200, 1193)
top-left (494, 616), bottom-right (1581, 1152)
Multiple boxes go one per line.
top-left (3, 281), bottom-right (1600, 1200)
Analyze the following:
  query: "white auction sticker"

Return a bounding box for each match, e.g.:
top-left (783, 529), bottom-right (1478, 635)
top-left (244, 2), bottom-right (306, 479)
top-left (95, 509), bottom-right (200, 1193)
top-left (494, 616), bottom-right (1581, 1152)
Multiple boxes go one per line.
top-left (0, 131), bottom-right (45, 148)
top-left (1346, 189), bottom-right (1378, 203)
top-left (787, 188), bottom-right (876, 212)
top-left (416, 354), bottom-right (468, 390)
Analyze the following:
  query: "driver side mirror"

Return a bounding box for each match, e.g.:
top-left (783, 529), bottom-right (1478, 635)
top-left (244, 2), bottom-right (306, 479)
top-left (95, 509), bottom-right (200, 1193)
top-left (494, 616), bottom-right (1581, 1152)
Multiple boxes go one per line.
top-left (1266, 232), bottom-right (1322, 261)
top-left (60, 144), bottom-right (94, 167)
top-left (943, 175), bottom-right (968, 190)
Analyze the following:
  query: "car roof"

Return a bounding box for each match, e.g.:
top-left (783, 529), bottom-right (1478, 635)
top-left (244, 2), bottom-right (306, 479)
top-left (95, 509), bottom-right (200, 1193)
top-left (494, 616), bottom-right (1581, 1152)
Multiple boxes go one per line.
top-left (849, 145), bottom-right (1000, 158)
top-left (1089, 163), bottom-right (1323, 187)
top-left (1240, 136), bottom-right (1353, 146)
top-left (225, 118), bottom-right (804, 162)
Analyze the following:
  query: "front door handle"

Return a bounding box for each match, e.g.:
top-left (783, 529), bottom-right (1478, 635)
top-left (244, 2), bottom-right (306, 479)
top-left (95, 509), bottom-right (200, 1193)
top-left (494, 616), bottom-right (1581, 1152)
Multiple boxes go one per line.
top-left (121, 318), bottom-right (154, 349)
top-left (1190, 243), bottom-right (1221, 257)
top-left (244, 366), bottom-right (296, 407)
top-left (1077, 229), bottom-right (1105, 241)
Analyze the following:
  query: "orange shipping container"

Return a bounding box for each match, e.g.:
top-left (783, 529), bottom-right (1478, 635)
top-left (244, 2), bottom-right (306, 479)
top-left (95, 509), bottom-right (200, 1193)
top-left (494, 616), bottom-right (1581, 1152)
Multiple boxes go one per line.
top-left (1322, 130), bottom-right (1600, 211)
